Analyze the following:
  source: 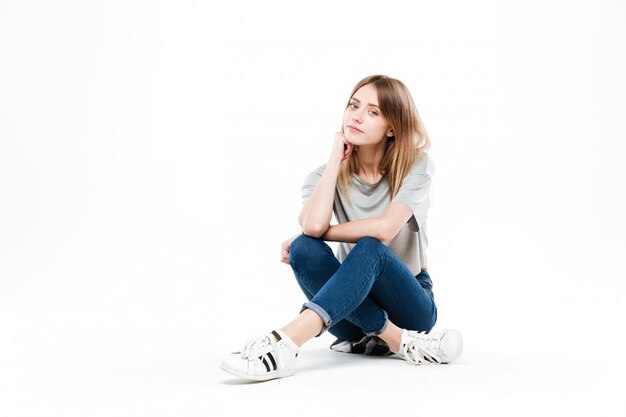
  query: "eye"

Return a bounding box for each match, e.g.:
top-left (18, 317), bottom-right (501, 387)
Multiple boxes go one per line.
top-left (369, 109), bottom-right (379, 116)
top-left (349, 103), bottom-right (358, 110)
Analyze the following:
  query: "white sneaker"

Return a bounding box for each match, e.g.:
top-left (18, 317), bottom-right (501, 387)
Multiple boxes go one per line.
top-left (219, 330), bottom-right (300, 381)
top-left (398, 329), bottom-right (463, 365)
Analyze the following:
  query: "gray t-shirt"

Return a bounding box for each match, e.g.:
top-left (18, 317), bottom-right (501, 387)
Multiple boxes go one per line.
top-left (301, 153), bottom-right (434, 275)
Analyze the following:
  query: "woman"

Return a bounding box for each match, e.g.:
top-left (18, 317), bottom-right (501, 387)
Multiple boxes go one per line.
top-left (220, 75), bottom-right (462, 381)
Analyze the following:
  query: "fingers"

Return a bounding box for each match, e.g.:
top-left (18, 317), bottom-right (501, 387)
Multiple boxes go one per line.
top-left (333, 131), bottom-right (354, 161)
top-left (344, 142), bottom-right (354, 159)
top-left (280, 242), bottom-right (290, 264)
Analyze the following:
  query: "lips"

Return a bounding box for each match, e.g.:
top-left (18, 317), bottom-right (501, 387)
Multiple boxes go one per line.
top-left (348, 125), bottom-right (363, 133)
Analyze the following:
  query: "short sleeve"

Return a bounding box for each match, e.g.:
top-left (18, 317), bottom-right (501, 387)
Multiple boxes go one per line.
top-left (391, 154), bottom-right (435, 232)
top-left (301, 165), bottom-right (327, 205)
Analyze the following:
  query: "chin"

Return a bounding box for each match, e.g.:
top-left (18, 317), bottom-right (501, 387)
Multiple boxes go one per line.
top-left (349, 138), bottom-right (370, 146)
top-left (345, 133), bottom-right (366, 144)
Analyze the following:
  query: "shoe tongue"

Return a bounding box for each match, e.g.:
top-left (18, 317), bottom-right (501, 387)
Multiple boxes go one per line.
top-left (400, 329), bottom-right (414, 347)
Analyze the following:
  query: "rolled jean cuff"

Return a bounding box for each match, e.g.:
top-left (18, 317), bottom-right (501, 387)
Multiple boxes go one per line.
top-left (300, 301), bottom-right (332, 336)
top-left (363, 310), bottom-right (389, 337)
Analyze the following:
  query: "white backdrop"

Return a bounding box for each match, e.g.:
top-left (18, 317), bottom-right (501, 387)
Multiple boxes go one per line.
top-left (1, 1), bottom-right (625, 416)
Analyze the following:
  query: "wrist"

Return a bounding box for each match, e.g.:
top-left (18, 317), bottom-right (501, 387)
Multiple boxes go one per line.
top-left (321, 225), bottom-right (334, 241)
top-left (327, 155), bottom-right (343, 168)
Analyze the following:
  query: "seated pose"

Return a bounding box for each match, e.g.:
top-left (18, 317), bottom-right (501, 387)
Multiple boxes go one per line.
top-left (220, 74), bottom-right (462, 381)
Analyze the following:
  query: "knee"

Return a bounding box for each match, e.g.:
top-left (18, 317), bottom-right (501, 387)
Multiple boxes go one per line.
top-left (289, 234), bottom-right (324, 265)
top-left (355, 236), bottom-right (383, 250)
top-left (290, 234), bottom-right (317, 253)
top-left (351, 236), bottom-right (386, 258)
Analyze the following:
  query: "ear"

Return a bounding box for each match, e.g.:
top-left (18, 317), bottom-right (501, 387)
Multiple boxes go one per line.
top-left (386, 129), bottom-right (394, 137)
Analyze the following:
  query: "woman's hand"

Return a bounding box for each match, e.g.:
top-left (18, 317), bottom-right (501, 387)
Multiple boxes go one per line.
top-left (280, 234), bottom-right (301, 264)
top-left (330, 131), bottom-right (354, 163)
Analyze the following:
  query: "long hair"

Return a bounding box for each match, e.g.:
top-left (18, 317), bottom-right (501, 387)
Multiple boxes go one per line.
top-left (338, 75), bottom-right (430, 201)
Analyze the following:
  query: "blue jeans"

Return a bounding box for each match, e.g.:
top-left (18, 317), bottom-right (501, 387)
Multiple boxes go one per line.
top-left (289, 235), bottom-right (437, 341)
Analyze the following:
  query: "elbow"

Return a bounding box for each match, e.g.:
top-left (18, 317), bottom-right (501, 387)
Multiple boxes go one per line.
top-left (298, 213), bottom-right (329, 238)
top-left (300, 216), bottom-right (328, 238)
top-left (301, 222), bottom-right (328, 238)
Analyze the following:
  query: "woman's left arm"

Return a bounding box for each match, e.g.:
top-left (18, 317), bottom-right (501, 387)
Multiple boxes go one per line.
top-left (321, 203), bottom-right (413, 243)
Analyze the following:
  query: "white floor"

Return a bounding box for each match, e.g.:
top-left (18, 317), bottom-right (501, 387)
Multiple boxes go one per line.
top-left (2, 261), bottom-right (625, 417)
top-left (1, 327), bottom-right (625, 417)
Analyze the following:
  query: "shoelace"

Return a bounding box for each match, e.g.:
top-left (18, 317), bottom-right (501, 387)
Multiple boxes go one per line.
top-left (401, 331), bottom-right (442, 365)
top-left (240, 333), bottom-right (278, 362)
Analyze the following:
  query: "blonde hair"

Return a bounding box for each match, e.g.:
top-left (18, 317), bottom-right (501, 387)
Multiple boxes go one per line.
top-left (338, 74), bottom-right (431, 201)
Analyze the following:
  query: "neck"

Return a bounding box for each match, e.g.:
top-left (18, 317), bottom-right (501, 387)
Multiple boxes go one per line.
top-left (356, 142), bottom-right (386, 183)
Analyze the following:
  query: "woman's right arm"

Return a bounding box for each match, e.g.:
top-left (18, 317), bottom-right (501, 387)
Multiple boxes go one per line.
top-left (298, 132), bottom-right (353, 238)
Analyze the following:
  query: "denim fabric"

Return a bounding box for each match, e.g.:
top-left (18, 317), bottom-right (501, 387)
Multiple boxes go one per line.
top-left (289, 235), bottom-right (437, 340)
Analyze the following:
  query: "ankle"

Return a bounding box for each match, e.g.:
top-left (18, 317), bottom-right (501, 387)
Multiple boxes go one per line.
top-left (376, 322), bottom-right (403, 353)
top-left (280, 309), bottom-right (324, 347)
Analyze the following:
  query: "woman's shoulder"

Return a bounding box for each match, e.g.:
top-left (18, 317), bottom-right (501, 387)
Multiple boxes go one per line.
top-left (303, 164), bottom-right (327, 185)
top-left (312, 164), bottom-right (327, 174)
top-left (307, 164), bottom-right (326, 178)
top-left (409, 152), bottom-right (435, 176)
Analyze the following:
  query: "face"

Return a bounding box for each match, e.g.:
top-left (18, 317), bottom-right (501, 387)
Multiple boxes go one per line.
top-left (343, 83), bottom-right (394, 146)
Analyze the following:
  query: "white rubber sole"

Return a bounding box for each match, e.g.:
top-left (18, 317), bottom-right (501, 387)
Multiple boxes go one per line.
top-left (219, 363), bottom-right (295, 381)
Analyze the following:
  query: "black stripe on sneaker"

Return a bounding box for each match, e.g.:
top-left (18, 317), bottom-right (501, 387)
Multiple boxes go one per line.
top-left (271, 330), bottom-right (282, 341)
top-left (266, 351), bottom-right (277, 371)
top-left (423, 354), bottom-right (440, 364)
top-left (261, 356), bottom-right (271, 372)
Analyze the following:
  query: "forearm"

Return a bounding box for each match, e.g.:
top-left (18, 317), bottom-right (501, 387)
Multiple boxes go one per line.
top-left (322, 217), bottom-right (391, 243)
top-left (322, 203), bottom-right (412, 243)
top-left (298, 156), bottom-right (342, 237)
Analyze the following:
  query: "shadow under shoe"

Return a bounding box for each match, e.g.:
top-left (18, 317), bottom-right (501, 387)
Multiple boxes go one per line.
top-left (330, 336), bottom-right (393, 356)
